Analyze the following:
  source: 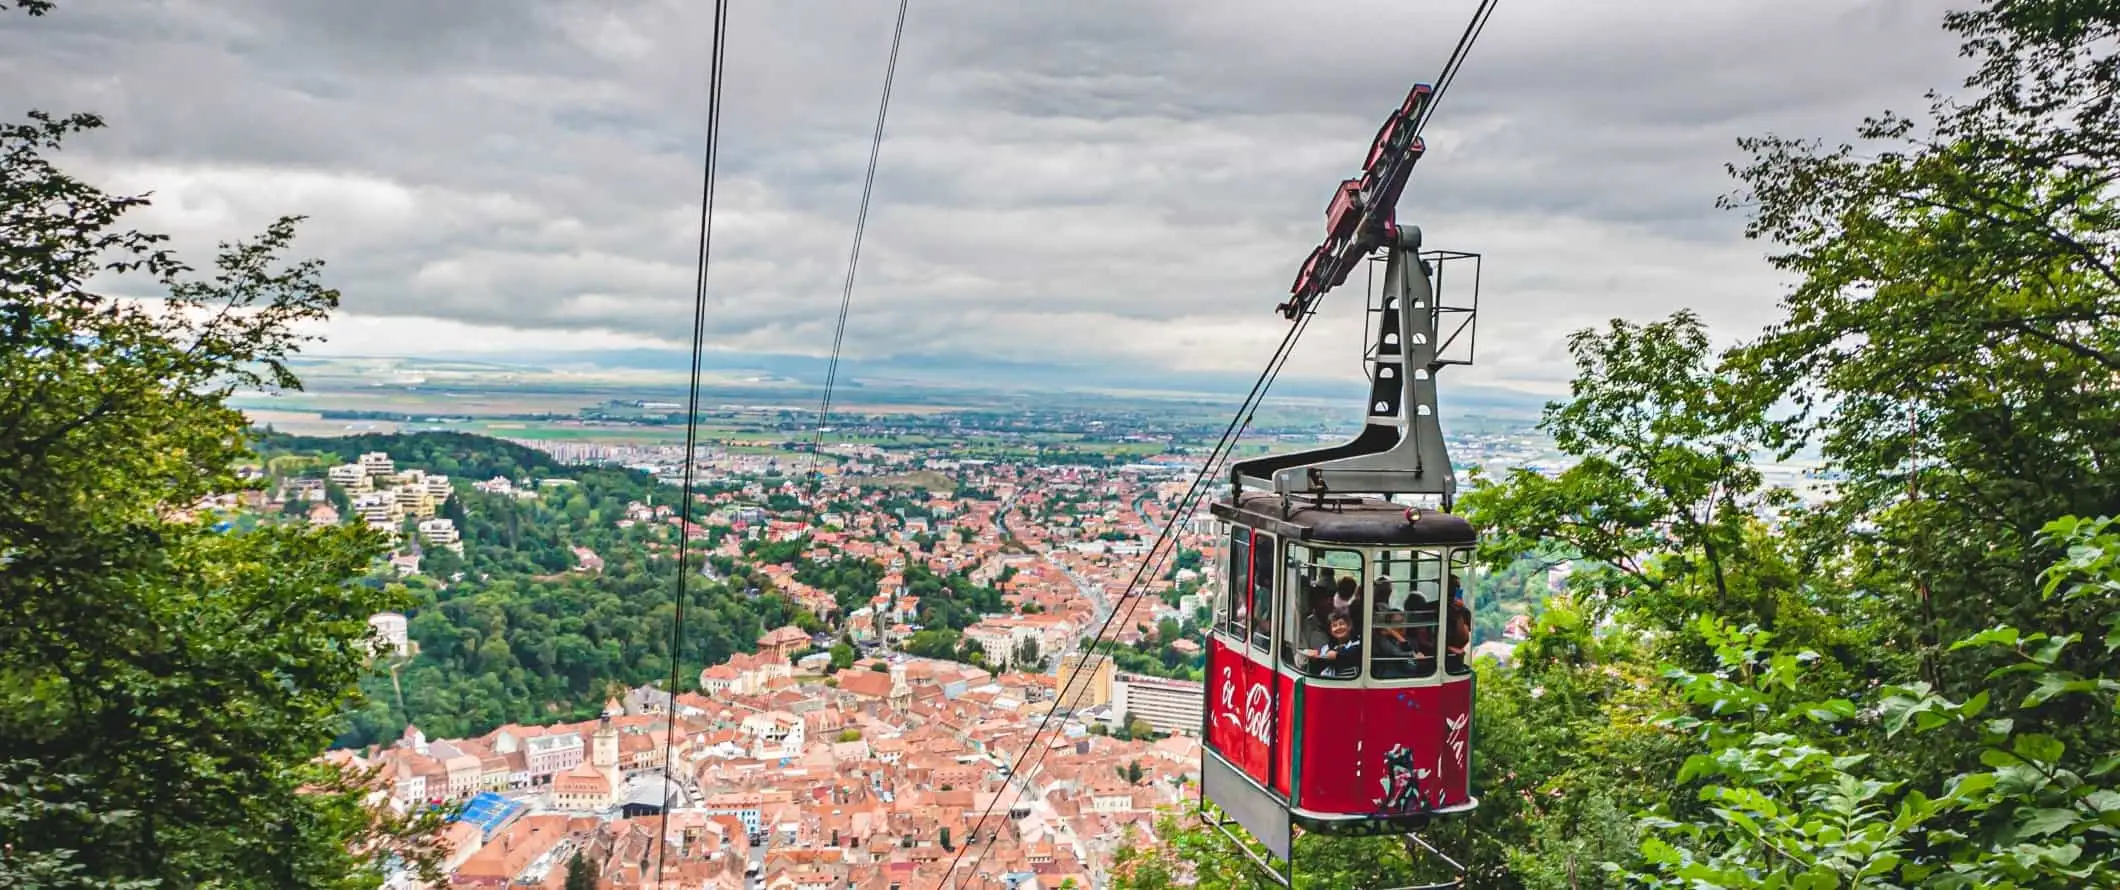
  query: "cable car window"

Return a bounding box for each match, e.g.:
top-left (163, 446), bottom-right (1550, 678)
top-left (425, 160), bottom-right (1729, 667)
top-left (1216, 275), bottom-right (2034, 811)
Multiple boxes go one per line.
top-left (1445, 548), bottom-right (1473, 675)
top-left (1249, 534), bottom-right (1278, 654)
top-left (1222, 528), bottom-right (1249, 639)
top-left (1369, 547), bottom-right (1446, 680)
top-left (1283, 544), bottom-right (1364, 678)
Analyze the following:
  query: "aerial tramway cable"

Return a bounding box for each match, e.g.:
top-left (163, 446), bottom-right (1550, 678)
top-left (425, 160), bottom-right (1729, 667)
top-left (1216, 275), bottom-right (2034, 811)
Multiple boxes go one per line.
top-left (804, 0), bottom-right (913, 485)
top-left (658, 0), bottom-right (732, 881)
top-left (933, 2), bottom-right (1498, 884)
top-left (938, 309), bottom-right (1318, 889)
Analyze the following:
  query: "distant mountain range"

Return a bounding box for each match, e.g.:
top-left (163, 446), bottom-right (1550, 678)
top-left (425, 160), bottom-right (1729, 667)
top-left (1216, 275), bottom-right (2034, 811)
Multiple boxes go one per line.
top-left (411, 346), bottom-right (1554, 416)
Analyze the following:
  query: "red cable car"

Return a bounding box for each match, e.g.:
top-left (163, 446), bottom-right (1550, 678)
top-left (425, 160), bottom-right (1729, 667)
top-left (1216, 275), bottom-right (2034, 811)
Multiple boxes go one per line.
top-left (1198, 81), bottom-right (1483, 883)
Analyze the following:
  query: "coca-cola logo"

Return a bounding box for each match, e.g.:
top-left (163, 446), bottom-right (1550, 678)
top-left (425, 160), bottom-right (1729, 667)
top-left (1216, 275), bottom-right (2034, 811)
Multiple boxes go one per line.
top-left (1217, 665), bottom-right (1272, 746)
top-left (1242, 684), bottom-right (1272, 744)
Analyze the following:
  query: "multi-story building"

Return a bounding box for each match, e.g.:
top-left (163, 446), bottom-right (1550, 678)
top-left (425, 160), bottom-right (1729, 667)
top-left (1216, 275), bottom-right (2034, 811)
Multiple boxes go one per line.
top-left (395, 484), bottom-right (436, 519)
top-left (524, 732), bottom-right (583, 785)
top-left (701, 792), bottom-right (764, 835)
top-left (739, 710), bottom-right (805, 760)
top-left (1111, 671), bottom-right (1204, 737)
top-left (418, 517), bottom-right (462, 553)
top-left (1056, 652), bottom-right (1113, 710)
top-left (359, 451), bottom-right (394, 478)
top-left (328, 462), bottom-right (370, 492)
top-left (353, 491), bottom-right (400, 527)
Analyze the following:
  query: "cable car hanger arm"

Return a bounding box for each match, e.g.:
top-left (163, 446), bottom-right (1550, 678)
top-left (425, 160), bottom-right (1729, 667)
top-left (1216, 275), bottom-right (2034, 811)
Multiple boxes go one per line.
top-left (1278, 82), bottom-right (1434, 321)
top-left (1233, 83), bottom-right (1460, 509)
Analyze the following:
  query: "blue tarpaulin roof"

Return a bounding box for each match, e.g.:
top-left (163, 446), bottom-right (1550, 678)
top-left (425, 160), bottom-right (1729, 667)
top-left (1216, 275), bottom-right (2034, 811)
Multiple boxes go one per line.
top-left (451, 792), bottom-right (526, 838)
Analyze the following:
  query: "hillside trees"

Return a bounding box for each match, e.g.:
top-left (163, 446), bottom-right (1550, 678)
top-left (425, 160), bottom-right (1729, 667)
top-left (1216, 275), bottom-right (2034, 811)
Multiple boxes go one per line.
top-left (249, 431), bottom-right (835, 745)
top-left (0, 58), bottom-right (441, 890)
top-left (795, 555), bottom-right (887, 616)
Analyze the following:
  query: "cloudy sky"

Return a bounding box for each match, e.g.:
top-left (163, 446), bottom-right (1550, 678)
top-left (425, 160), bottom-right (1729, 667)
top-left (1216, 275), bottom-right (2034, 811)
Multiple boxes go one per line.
top-left (3, 0), bottom-right (1970, 394)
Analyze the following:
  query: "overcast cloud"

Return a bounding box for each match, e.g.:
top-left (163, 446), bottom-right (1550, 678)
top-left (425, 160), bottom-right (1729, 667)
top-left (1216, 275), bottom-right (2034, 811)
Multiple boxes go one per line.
top-left (1, 0), bottom-right (1970, 393)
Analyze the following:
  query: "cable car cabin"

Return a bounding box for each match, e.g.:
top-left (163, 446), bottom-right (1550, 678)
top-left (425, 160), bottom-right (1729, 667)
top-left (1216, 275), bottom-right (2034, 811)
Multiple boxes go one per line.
top-left (1201, 491), bottom-right (1478, 856)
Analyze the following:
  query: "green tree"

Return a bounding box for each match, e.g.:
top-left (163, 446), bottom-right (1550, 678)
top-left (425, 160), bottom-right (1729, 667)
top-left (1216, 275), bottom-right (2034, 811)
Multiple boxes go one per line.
top-left (1460, 310), bottom-right (1783, 622)
top-left (1723, 0), bottom-right (2120, 698)
top-left (1629, 519), bottom-right (2120, 887)
top-left (1013, 637), bottom-right (1046, 672)
top-left (564, 851), bottom-right (596, 890)
top-left (0, 70), bottom-right (441, 890)
top-left (828, 641), bottom-right (856, 674)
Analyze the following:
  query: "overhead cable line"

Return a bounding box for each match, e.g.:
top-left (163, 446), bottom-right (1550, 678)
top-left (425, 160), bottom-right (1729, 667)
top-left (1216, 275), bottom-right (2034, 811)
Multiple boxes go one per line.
top-left (938, 308), bottom-right (1318, 888)
top-left (804, 0), bottom-right (913, 487)
top-left (1413, 0), bottom-right (1497, 136)
top-left (933, 1), bottom-right (1498, 882)
top-left (658, 0), bottom-right (732, 881)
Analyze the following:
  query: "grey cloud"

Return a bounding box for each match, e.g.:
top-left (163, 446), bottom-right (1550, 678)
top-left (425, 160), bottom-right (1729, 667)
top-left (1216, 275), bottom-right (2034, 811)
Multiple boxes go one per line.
top-left (0, 0), bottom-right (1971, 390)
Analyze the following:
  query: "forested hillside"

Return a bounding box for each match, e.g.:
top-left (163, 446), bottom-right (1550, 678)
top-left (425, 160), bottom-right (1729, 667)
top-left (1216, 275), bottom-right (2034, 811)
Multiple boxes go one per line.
top-left (251, 431), bottom-right (820, 746)
top-left (1117, 3), bottom-right (2120, 888)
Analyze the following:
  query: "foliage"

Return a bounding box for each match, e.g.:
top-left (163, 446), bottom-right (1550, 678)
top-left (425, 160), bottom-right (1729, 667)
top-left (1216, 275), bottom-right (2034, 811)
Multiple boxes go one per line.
top-left (257, 433), bottom-right (822, 744)
top-left (904, 563), bottom-right (1006, 631)
top-left (1459, 310), bottom-right (1786, 624)
top-left (0, 55), bottom-right (441, 890)
top-left (563, 851), bottom-right (595, 890)
top-left (1722, 0), bottom-right (2120, 697)
top-left (1627, 520), bottom-right (2120, 887)
top-left (794, 555), bottom-right (885, 617)
top-left (902, 628), bottom-right (965, 661)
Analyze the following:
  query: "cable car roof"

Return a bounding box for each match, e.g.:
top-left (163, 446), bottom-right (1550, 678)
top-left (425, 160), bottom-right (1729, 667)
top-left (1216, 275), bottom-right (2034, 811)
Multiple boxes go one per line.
top-left (1211, 491), bottom-right (1476, 547)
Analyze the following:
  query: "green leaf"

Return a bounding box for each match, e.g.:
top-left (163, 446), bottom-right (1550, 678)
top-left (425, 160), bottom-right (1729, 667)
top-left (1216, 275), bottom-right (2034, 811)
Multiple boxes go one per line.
top-left (2016, 807), bottom-right (2078, 838)
top-left (1957, 690), bottom-right (1990, 719)
top-left (2012, 734), bottom-right (2066, 765)
top-left (2028, 633), bottom-right (2078, 665)
top-left (1950, 626), bottom-right (2020, 651)
top-left (2023, 675), bottom-right (2081, 708)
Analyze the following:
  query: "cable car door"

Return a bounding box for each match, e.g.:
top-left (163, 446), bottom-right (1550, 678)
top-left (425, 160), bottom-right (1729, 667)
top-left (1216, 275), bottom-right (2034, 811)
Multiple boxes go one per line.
top-left (1204, 526), bottom-right (1292, 857)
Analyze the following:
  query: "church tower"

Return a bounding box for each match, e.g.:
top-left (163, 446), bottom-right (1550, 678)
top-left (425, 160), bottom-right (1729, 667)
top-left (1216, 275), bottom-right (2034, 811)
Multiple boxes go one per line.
top-left (592, 700), bottom-right (622, 800)
top-left (888, 660), bottom-right (911, 713)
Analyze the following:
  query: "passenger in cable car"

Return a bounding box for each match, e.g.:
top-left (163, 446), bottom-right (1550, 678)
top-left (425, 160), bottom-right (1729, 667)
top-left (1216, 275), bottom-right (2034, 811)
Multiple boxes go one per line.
top-left (1299, 583), bottom-right (1338, 652)
top-left (1371, 607), bottom-right (1420, 678)
top-left (1308, 613), bottom-right (1362, 679)
top-left (1333, 575), bottom-right (1364, 616)
top-left (1445, 576), bottom-right (1472, 674)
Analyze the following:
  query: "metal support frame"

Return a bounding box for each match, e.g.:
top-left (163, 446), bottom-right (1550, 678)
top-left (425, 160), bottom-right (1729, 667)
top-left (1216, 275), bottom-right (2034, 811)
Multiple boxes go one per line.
top-left (1196, 799), bottom-right (1468, 890)
top-left (1232, 223), bottom-right (1468, 510)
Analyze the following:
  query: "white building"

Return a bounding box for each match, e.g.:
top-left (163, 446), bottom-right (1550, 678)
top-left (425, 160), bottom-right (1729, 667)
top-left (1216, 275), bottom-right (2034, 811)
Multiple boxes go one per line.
top-left (1111, 672), bottom-right (1204, 737)
top-left (418, 518), bottom-right (463, 553)
top-left (738, 711), bottom-right (806, 761)
top-left (359, 451), bottom-right (395, 478)
top-left (367, 612), bottom-right (410, 657)
top-left (353, 491), bottom-right (400, 526)
top-left (327, 462), bottom-right (369, 491)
